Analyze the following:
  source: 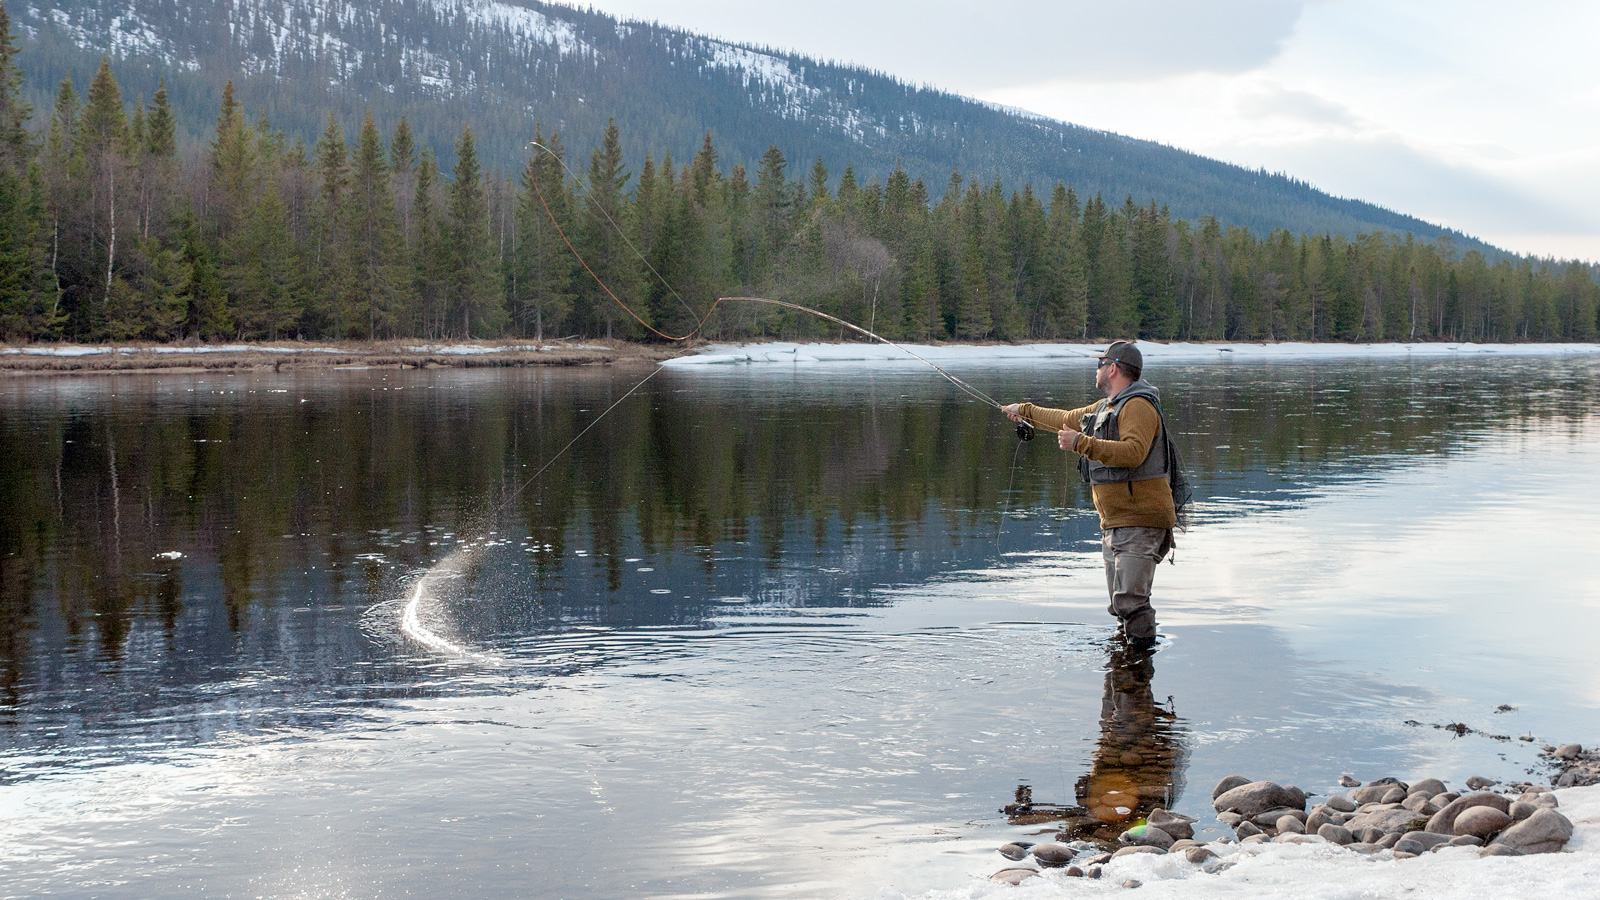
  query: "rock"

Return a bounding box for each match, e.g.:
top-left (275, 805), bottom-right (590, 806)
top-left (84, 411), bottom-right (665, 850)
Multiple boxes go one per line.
top-left (1401, 793), bottom-right (1434, 813)
top-left (1216, 811), bottom-right (1243, 827)
top-left (1122, 879), bottom-right (1143, 889)
top-left (998, 842), bottom-right (1033, 861)
top-left (1184, 846), bottom-right (1216, 864)
top-left (1147, 808), bottom-right (1196, 841)
top-left (1480, 844), bottom-right (1524, 858)
top-left (1213, 781), bottom-right (1304, 818)
top-left (1518, 792), bottom-right (1559, 810)
top-left (1392, 850), bottom-right (1418, 859)
top-left (1087, 864), bottom-right (1104, 878)
top-left (1241, 834), bottom-right (1270, 844)
top-left (1325, 794), bottom-right (1357, 813)
top-left (1381, 787), bottom-right (1408, 804)
top-left (1454, 806), bottom-right (1513, 839)
top-left (1346, 807), bottom-right (1431, 836)
top-left (1276, 815), bottom-right (1304, 834)
top-left (1282, 786), bottom-right (1308, 809)
top-left (1434, 792), bottom-right (1460, 805)
top-left (1212, 775), bottom-right (1252, 799)
top-left (1119, 824), bottom-right (1174, 849)
top-left (1034, 843), bottom-right (1078, 867)
top-left (1509, 801), bottom-right (1537, 823)
top-left (1253, 807), bottom-right (1307, 827)
top-left (1339, 775), bottom-right (1361, 787)
top-left (1062, 865), bottom-right (1085, 877)
top-left (1448, 835), bottom-right (1483, 847)
top-left (1465, 775), bottom-right (1498, 790)
top-left (1355, 826), bottom-right (1385, 844)
top-left (1365, 777), bottom-right (1405, 787)
top-left (1304, 807), bottom-right (1336, 833)
top-left (1348, 842), bottom-right (1381, 854)
top-left (1234, 820), bottom-right (1263, 838)
top-left (1393, 838), bottom-right (1425, 855)
top-left (1409, 778), bottom-right (1448, 797)
top-left (1349, 784), bottom-right (1395, 804)
top-left (1376, 833), bottom-right (1402, 850)
top-left (990, 868), bottom-right (1039, 884)
top-left (1400, 831), bottom-right (1453, 851)
top-left (1489, 808), bottom-right (1574, 855)
top-left (1555, 743), bottom-right (1583, 760)
top-left (1318, 824), bottom-right (1354, 845)
top-left (1274, 833), bottom-right (1322, 845)
top-left (1426, 792), bottom-right (1512, 835)
top-left (1111, 845), bottom-right (1166, 859)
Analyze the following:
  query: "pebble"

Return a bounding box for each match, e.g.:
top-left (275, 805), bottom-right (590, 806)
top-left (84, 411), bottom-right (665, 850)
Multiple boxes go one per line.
top-left (1325, 794), bottom-right (1357, 813)
top-left (1148, 808), bottom-right (1197, 840)
top-left (1216, 811), bottom-right (1243, 827)
top-left (1111, 845), bottom-right (1166, 859)
top-left (1317, 823), bottom-right (1354, 845)
top-left (1184, 846), bottom-right (1216, 864)
top-left (1253, 806), bottom-right (1306, 827)
top-left (1347, 842), bottom-right (1381, 854)
top-left (1122, 879), bottom-right (1143, 889)
top-left (1212, 775), bottom-right (1252, 799)
top-left (1409, 778), bottom-right (1448, 797)
top-left (1555, 743), bottom-right (1583, 760)
top-left (1479, 844), bottom-right (1523, 858)
top-left (1401, 793), bottom-right (1434, 813)
top-left (1064, 865), bottom-right (1085, 877)
top-left (1234, 820), bottom-right (1263, 838)
top-left (997, 842), bottom-right (1032, 861)
top-left (1448, 835), bottom-right (1484, 847)
top-left (1392, 850), bottom-right (1418, 860)
top-left (990, 868), bottom-right (1038, 885)
top-left (1032, 843), bottom-right (1074, 867)
top-left (1241, 834), bottom-right (1270, 844)
top-left (1276, 815), bottom-right (1305, 834)
top-left (1339, 775), bottom-right (1361, 787)
top-left (1118, 824), bottom-right (1174, 849)
top-left (1465, 775), bottom-right (1498, 790)
top-left (1380, 786), bottom-right (1408, 804)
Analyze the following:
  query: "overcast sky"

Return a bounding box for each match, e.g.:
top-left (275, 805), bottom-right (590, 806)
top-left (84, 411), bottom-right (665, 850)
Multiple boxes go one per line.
top-left (565, 0), bottom-right (1599, 262)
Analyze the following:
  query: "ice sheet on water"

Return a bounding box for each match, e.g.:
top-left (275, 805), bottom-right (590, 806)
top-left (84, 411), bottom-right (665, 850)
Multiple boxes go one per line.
top-left (884, 784), bottom-right (1600, 900)
top-left (664, 341), bottom-right (1600, 368)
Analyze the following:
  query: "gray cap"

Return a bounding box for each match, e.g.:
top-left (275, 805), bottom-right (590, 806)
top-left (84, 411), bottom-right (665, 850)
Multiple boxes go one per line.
top-left (1103, 340), bottom-right (1142, 372)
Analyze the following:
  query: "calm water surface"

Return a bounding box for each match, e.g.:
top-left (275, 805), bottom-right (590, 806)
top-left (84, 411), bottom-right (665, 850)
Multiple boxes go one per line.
top-left (1, 354), bottom-right (1598, 898)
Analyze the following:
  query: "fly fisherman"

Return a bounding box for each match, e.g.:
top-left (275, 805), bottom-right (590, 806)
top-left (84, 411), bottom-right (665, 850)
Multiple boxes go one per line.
top-left (1002, 341), bottom-right (1177, 650)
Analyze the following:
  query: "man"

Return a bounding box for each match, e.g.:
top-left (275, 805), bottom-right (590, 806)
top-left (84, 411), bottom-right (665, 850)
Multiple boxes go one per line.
top-left (1002, 340), bottom-right (1176, 649)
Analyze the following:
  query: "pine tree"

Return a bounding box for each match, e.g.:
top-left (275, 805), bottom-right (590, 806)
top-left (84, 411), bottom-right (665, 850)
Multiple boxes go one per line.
top-left (349, 109), bottom-right (404, 339)
top-left (77, 58), bottom-right (129, 337)
top-left (511, 125), bottom-right (575, 340)
top-left (447, 125), bottom-right (499, 337)
top-left (578, 118), bottom-right (633, 338)
top-left (309, 111), bottom-right (351, 336)
top-left (0, 1), bottom-right (38, 337)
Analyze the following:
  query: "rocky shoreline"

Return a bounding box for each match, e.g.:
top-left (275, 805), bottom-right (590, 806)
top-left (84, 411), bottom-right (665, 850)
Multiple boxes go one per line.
top-left (991, 741), bottom-right (1592, 887)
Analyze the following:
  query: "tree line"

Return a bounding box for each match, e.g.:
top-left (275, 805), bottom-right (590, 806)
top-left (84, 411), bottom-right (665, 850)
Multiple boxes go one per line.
top-left (1, 16), bottom-right (1596, 344)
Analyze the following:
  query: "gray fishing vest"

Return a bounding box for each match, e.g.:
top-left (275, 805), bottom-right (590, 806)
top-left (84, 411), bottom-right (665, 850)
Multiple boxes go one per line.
top-left (1077, 380), bottom-right (1171, 485)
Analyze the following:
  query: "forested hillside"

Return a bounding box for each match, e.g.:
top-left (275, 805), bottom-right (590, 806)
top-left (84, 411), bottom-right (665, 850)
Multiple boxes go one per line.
top-left (1, 5), bottom-right (1596, 345)
top-left (12, 0), bottom-right (1497, 248)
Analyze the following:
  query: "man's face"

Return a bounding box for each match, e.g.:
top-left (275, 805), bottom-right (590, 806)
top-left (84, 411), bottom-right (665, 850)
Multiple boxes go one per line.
top-left (1096, 358), bottom-right (1113, 393)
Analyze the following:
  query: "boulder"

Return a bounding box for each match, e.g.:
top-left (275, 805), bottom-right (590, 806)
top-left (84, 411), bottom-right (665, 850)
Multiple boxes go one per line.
top-left (1253, 807), bottom-right (1307, 827)
top-left (1350, 784), bottom-right (1396, 804)
top-left (1318, 824), bottom-right (1354, 845)
top-left (1032, 843), bottom-right (1074, 867)
top-left (1381, 787), bottom-right (1408, 804)
top-left (1400, 831), bottom-right (1453, 851)
top-left (1555, 743), bottom-right (1583, 760)
top-left (1489, 809), bottom-right (1574, 855)
top-left (1276, 815), bottom-right (1305, 834)
top-left (1347, 842), bottom-right (1381, 854)
top-left (1275, 833), bottom-right (1322, 845)
top-left (1339, 775), bottom-right (1361, 787)
top-left (1304, 807), bottom-right (1338, 833)
top-left (1234, 820), bottom-right (1263, 838)
top-left (1480, 844), bottom-right (1524, 858)
top-left (998, 842), bottom-right (1032, 861)
top-left (1519, 792), bottom-right (1559, 810)
top-left (1216, 811), bottom-right (1243, 827)
top-left (1241, 834), bottom-right (1270, 844)
top-left (1448, 835), bottom-right (1483, 847)
top-left (1213, 781), bottom-right (1305, 818)
top-left (1393, 838), bottom-right (1426, 855)
top-left (1426, 792), bottom-right (1512, 835)
top-left (1326, 794), bottom-right (1358, 813)
top-left (1212, 775), bottom-right (1252, 799)
top-left (1465, 775), bottom-right (1498, 790)
top-left (1454, 806), bottom-right (1513, 840)
top-left (1509, 801), bottom-right (1536, 823)
top-left (1168, 839), bottom-right (1199, 853)
top-left (1111, 845), bottom-right (1166, 859)
top-left (1401, 793), bottom-right (1435, 813)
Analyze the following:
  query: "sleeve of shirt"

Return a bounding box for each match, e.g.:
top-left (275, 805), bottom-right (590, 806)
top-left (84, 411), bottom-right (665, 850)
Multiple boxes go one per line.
top-left (1073, 398), bottom-right (1160, 468)
top-left (1016, 401), bottom-right (1099, 434)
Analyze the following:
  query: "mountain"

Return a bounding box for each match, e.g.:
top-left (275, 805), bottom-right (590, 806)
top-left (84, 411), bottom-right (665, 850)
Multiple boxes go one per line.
top-left (12, 0), bottom-right (1491, 251)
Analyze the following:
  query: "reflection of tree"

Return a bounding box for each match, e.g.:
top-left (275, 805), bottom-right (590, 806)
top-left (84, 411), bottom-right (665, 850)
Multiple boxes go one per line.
top-left (1005, 646), bottom-right (1188, 844)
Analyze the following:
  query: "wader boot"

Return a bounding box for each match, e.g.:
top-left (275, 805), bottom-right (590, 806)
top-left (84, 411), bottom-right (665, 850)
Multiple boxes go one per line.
top-left (1102, 526), bottom-right (1174, 648)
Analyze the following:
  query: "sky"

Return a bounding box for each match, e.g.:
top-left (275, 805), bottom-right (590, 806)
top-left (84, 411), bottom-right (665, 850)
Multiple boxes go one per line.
top-left (561, 0), bottom-right (1600, 262)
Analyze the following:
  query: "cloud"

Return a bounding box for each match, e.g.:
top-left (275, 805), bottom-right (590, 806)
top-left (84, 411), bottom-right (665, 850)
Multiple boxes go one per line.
top-left (574, 0), bottom-right (1310, 90)
top-left (1236, 86), bottom-right (1356, 127)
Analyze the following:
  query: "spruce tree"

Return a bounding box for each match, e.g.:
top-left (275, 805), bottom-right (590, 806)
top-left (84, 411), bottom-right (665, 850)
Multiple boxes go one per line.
top-left (447, 125), bottom-right (499, 337)
top-left (349, 109), bottom-right (404, 339)
top-left (512, 125), bottom-right (574, 341)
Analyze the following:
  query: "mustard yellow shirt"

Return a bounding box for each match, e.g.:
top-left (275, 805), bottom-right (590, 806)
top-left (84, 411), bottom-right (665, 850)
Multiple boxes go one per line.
top-left (1016, 397), bottom-right (1177, 530)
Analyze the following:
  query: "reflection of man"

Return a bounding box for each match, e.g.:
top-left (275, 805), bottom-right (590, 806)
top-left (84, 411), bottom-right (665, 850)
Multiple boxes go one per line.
top-left (1076, 645), bottom-right (1184, 839)
top-left (1002, 341), bottom-right (1176, 649)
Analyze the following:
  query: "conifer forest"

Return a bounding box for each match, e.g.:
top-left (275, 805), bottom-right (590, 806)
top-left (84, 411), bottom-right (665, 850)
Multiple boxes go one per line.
top-left (1, 9), bottom-right (1596, 346)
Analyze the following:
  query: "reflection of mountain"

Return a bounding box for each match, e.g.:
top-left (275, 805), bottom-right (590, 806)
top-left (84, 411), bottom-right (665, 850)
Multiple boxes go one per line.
top-left (1, 358), bottom-right (1596, 764)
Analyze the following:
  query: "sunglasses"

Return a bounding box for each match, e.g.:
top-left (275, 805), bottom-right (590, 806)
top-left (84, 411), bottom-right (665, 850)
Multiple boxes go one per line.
top-left (1097, 358), bottom-right (1117, 368)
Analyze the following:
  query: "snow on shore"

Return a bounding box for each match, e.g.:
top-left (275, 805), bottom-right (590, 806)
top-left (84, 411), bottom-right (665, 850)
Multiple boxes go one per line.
top-left (664, 341), bottom-right (1600, 367)
top-left (887, 784), bottom-right (1600, 900)
top-left (0, 343), bottom-right (607, 357)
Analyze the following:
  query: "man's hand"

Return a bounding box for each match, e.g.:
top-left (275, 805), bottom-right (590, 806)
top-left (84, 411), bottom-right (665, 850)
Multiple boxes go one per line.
top-left (1002, 403), bottom-right (1025, 423)
top-left (1058, 427), bottom-right (1080, 451)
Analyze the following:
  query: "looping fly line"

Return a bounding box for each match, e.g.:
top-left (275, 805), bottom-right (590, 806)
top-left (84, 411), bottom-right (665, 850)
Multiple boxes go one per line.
top-left (525, 140), bottom-right (1041, 415)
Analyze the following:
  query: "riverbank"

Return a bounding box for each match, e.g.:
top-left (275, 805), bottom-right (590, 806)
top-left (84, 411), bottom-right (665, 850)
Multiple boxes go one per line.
top-left (0, 338), bottom-right (678, 374)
